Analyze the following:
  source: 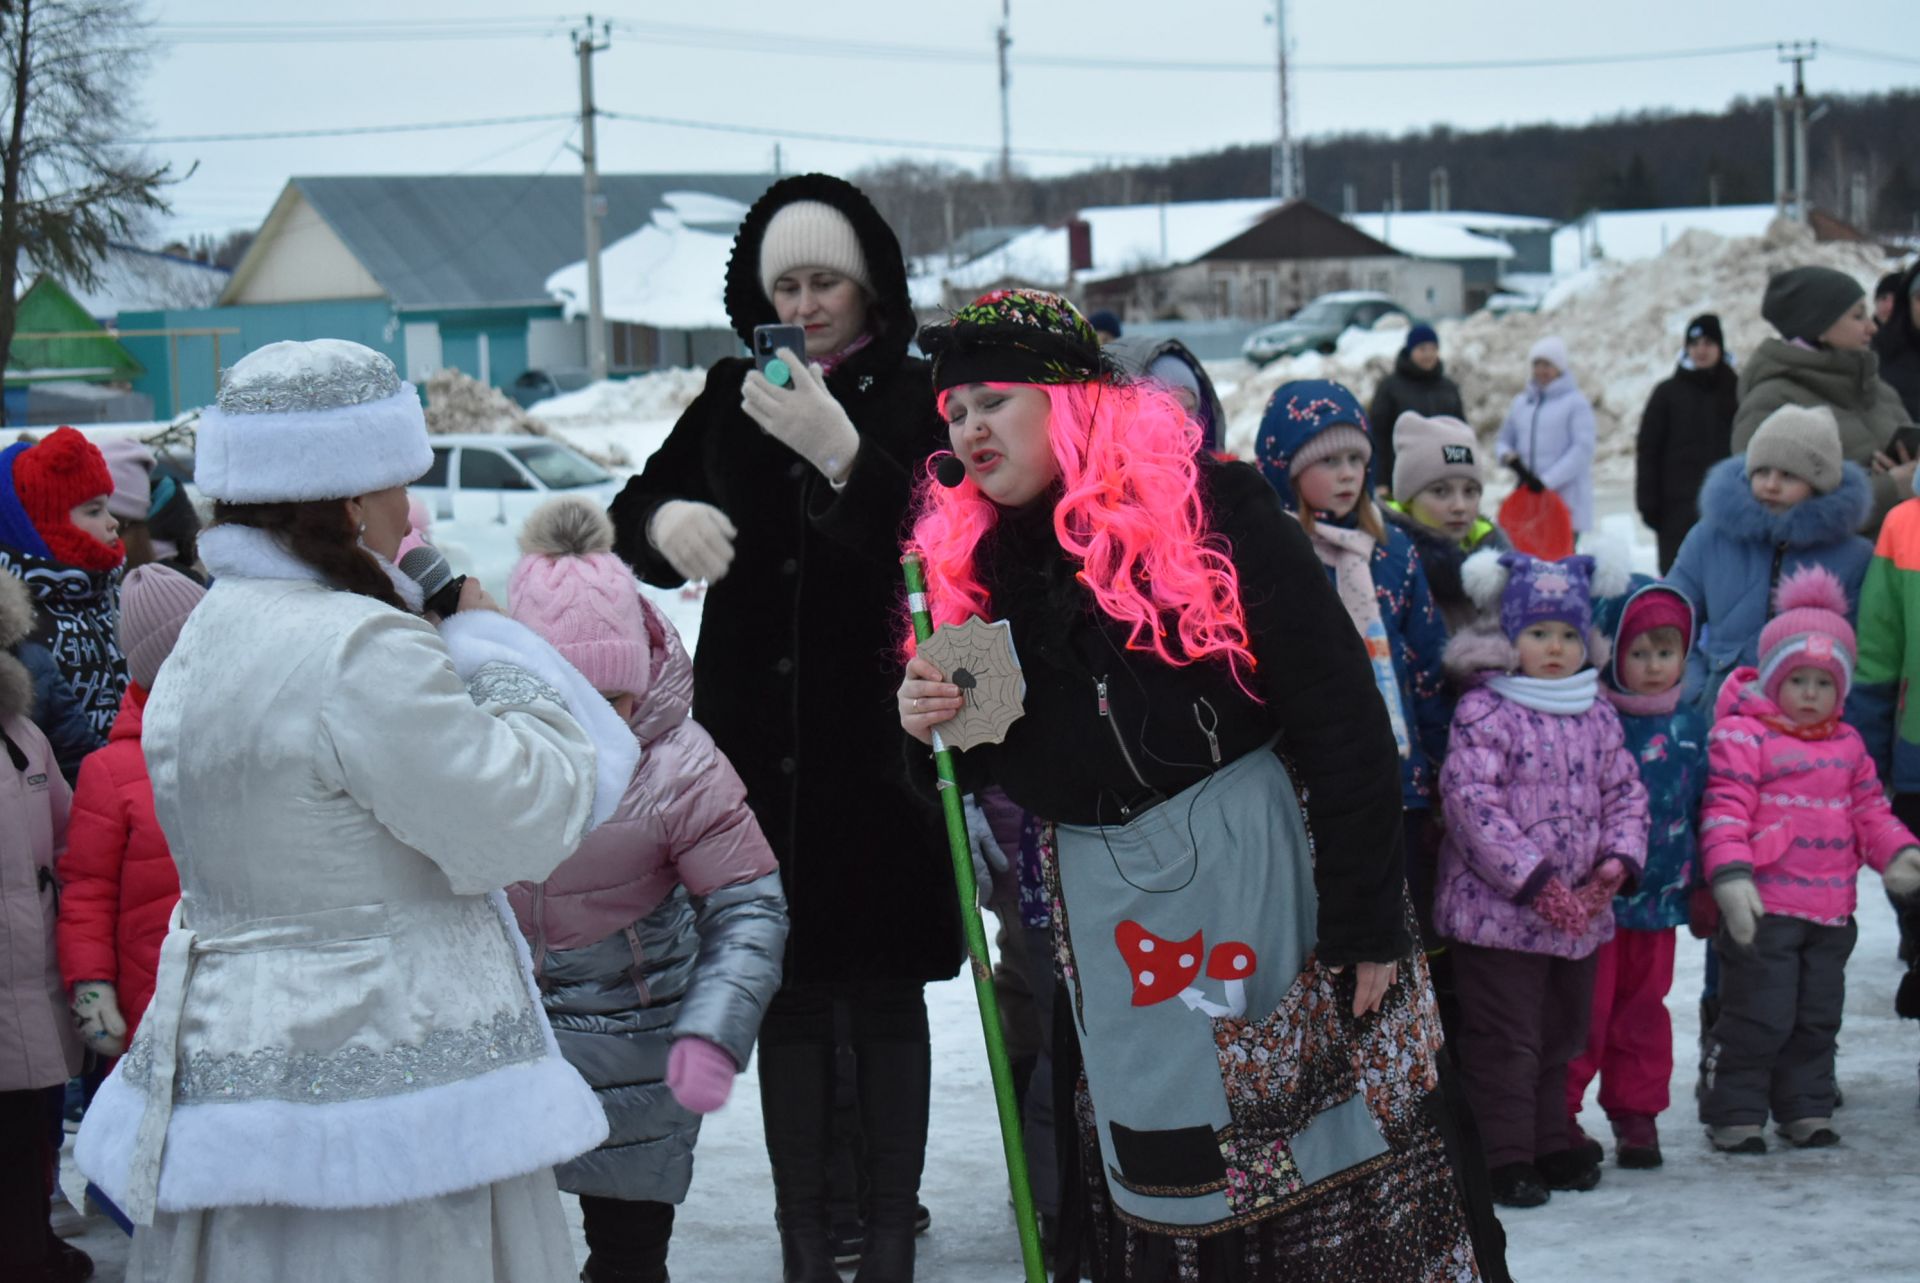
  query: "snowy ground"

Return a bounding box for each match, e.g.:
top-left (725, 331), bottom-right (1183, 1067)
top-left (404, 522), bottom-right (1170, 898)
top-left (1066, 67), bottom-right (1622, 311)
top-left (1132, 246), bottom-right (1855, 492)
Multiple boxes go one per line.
top-left (53, 391), bottom-right (1920, 1281)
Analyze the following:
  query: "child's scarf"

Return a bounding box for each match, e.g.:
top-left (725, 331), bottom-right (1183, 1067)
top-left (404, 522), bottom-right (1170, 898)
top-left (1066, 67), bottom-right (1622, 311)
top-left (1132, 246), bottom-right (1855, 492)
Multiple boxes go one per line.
top-left (1298, 516), bottom-right (1411, 758)
top-left (1605, 683), bottom-right (1682, 718)
top-left (1488, 668), bottom-right (1598, 715)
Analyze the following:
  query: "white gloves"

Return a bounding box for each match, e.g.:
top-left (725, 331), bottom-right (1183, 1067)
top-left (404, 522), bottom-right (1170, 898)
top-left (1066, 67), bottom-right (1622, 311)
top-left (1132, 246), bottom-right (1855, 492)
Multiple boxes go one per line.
top-left (72, 981), bottom-right (127, 1057)
top-left (1712, 876), bottom-right (1767, 948)
top-left (963, 795), bottom-right (1010, 905)
top-left (648, 500), bottom-right (737, 584)
top-left (1885, 847), bottom-right (1920, 900)
top-left (741, 351), bottom-right (861, 485)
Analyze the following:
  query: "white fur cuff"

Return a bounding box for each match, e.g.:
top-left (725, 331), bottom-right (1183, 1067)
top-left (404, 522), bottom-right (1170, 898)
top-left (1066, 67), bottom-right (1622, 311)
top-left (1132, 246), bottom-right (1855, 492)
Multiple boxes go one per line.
top-left (195, 386), bottom-right (434, 503)
top-left (438, 610), bottom-right (641, 830)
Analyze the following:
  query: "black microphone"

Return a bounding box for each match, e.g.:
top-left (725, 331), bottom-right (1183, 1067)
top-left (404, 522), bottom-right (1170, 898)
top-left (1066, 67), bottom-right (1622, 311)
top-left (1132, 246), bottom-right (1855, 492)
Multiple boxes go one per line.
top-left (398, 545), bottom-right (468, 617)
top-left (934, 453), bottom-right (967, 488)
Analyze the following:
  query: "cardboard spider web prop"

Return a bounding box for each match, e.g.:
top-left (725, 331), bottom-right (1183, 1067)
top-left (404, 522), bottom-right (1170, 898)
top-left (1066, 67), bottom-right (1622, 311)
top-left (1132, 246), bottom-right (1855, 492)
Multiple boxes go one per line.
top-left (919, 617), bottom-right (1026, 751)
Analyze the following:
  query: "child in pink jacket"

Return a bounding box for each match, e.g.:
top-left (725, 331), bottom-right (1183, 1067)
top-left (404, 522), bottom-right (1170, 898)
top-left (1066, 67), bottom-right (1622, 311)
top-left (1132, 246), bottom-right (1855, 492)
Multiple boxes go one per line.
top-left (505, 496), bottom-right (788, 1283)
top-left (1700, 565), bottom-right (1920, 1153)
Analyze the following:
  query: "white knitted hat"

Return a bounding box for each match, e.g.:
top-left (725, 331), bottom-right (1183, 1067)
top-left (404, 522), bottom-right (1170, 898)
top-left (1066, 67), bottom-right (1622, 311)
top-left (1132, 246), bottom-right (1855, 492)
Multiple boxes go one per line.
top-left (758, 201), bottom-right (871, 299)
top-left (194, 340), bottom-right (433, 503)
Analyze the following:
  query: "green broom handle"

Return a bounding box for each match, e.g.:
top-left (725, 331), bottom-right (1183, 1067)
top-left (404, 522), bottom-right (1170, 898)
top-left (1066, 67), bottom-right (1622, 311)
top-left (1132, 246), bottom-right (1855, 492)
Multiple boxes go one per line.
top-left (901, 553), bottom-right (1047, 1283)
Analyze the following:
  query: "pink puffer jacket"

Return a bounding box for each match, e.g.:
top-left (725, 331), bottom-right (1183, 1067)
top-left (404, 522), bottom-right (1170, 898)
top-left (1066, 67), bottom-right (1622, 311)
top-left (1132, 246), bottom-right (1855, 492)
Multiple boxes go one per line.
top-left (1436, 650), bottom-right (1649, 959)
top-left (1701, 668), bottom-right (1916, 925)
top-left (507, 595), bottom-right (778, 958)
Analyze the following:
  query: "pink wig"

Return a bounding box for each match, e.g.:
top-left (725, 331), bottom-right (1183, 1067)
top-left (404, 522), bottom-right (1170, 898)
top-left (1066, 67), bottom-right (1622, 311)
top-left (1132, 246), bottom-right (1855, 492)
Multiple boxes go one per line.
top-left (906, 379), bottom-right (1256, 684)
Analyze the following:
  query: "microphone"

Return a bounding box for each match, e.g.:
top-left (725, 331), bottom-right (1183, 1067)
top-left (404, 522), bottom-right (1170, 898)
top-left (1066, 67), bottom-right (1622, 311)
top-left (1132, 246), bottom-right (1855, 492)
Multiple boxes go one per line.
top-left (398, 545), bottom-right (467, 617)
top-left (934, 454), bottom-right (967, 488)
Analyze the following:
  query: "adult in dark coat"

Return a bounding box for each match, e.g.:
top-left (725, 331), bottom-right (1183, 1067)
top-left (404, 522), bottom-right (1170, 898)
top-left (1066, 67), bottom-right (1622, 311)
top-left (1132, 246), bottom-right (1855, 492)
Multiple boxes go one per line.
top-left (607, 173), bottom-right (958, 1283)
top-left (1635, 313), bottom-right (1740, 573)
top-left (1367, 323), bottom-right (1466, 495)
top-left (1874, 263), bottom-right (1920, 422)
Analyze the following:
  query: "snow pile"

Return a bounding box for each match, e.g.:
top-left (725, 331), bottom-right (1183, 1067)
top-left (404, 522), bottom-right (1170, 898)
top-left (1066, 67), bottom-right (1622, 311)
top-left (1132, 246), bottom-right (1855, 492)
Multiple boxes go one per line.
top-left (1222, 218), bottom-right (1899, 483)
top-left (423, 368), bottom-right (632, 468)
top-left (527, 367), bottom-right (712, 475)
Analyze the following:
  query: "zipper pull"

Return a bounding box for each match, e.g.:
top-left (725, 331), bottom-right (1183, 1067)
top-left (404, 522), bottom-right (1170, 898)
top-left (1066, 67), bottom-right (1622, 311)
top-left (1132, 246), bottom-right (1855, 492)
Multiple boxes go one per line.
top-left (1096, 676), bottom-right (1111, 718)
top-left (1194, 698), bottom-right (1222, 766)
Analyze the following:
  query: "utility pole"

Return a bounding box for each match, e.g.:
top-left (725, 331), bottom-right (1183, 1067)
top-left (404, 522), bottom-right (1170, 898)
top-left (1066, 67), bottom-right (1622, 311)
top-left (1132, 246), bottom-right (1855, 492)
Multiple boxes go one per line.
top-left (1773, 85), bottom-right (1789, 220)
top-left (1779, 41), bottom-right (1817, 224)
top-left (1270, 0), bottom-right (1300, 201)
top-left (575, 15), bottom-right (612, 381)
top-left (996, 0), bottom-right (1013, 184)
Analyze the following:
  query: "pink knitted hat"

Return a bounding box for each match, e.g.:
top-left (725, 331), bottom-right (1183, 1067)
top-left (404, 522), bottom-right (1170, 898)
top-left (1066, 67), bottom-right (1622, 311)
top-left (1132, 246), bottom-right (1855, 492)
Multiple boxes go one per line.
top-left (508, 496), bottom-right (649, 699)
top-left (118, 563), bottom-right (207, 691)
top-left (1757, 565), bottom-right (1855, 705)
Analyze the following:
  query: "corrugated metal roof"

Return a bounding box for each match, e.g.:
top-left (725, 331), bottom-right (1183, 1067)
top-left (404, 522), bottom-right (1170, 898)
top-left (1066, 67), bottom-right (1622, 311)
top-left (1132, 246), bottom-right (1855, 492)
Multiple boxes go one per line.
top-left (292, 173), bottom-right (774, 310)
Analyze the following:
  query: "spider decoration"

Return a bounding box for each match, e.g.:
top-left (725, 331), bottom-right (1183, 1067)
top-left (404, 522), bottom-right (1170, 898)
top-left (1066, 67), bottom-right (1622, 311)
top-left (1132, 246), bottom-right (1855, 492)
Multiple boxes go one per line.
top-left (918, 617), bottom-right (1027, 752)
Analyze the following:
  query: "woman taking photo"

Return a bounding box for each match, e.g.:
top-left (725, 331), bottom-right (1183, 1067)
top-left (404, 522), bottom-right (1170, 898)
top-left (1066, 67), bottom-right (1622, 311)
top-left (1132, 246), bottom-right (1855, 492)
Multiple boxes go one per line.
top-left (897, 290), bottom-right (1494, 1281)
top-left (608, 174), bottom-right (958, 1283)
top-left (75, 339), bottom-right (634, 1283)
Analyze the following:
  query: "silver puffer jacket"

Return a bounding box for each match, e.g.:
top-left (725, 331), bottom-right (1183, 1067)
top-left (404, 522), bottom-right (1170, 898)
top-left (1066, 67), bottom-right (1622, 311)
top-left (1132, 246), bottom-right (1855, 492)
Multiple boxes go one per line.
top-left (507, 595), bottom-right (787, 1203)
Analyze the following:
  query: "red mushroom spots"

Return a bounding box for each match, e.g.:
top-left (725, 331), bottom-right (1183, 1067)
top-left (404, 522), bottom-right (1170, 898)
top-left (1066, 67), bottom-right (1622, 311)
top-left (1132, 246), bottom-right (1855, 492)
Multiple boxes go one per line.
top-left (1206, 942), bottom-right (1257, 981)
top-left (1114, 921), bottom-right (1204, 1007)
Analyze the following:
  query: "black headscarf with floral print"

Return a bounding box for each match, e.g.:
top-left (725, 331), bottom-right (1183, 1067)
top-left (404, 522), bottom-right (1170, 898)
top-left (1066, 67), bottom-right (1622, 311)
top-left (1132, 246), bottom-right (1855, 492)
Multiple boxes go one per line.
top-left (918, 288), bottom-right (1113, 393)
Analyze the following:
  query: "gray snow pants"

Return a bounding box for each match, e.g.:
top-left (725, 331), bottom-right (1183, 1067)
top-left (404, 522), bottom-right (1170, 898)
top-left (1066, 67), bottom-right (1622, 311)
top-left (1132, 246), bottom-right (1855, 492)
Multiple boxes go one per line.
top-left (1702, 915), bottom-right (1857, 1126)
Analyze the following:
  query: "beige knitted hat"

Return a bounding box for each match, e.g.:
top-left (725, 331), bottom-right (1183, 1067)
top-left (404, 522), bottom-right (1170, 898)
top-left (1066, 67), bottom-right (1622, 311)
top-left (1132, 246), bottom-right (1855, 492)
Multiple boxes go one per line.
top-left (118, 563), bottom-right (207, 691)
top-left (758, 201), bottom-right (871, 299)
top-left (1745, 403), bottom-right (1844, 495)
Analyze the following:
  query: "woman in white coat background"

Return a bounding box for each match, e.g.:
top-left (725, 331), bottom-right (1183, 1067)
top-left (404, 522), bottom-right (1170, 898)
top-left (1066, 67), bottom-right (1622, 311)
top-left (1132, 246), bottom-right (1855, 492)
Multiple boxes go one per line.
top-left (75, 339), bottom-right (638, 1282)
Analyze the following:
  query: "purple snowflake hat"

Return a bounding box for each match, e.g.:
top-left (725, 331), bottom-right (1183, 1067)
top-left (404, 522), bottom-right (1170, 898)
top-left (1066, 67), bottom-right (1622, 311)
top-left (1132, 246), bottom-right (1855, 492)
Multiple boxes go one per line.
top-left (1498, 551), bottom-right (1597, 642)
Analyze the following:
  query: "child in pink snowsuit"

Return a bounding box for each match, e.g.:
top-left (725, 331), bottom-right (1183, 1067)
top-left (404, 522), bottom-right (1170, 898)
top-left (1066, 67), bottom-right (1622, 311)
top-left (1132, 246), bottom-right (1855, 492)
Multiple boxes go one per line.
top-left (1700, 565), bottom-right (1920, 1153)
top-left (1437, 550), bottom-right (1650, 1209)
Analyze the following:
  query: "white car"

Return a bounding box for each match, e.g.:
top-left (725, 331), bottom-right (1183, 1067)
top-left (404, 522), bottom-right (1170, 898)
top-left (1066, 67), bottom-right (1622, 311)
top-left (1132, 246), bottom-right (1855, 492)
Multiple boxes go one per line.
top-left (411, 434), bottom-right (626, 590)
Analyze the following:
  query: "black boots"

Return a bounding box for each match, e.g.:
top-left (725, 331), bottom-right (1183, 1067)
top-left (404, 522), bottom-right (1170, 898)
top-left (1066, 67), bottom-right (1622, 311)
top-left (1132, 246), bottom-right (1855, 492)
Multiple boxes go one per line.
top-left (850, 1037), bottom-right (932, 1283)
top-left (759, 1039), bottom-right (842, 1283)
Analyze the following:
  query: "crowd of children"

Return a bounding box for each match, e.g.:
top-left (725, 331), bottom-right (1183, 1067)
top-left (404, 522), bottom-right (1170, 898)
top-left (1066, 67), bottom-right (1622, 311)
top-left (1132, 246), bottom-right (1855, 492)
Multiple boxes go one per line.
top-left (1252, 315), bottom-right (1920, 1211)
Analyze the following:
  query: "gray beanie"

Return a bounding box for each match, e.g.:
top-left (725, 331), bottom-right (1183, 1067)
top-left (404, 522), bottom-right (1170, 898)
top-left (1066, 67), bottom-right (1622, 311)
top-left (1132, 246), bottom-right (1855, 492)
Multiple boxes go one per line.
top-left (1761, 267), bottom-right (1865, 343)
top-left (1745, 403), bottom-right (1844, 495)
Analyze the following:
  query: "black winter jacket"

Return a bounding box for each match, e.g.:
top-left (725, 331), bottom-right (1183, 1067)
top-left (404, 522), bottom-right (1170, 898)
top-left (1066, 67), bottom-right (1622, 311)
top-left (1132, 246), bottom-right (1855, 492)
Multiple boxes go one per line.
top-left (1367, 351), bottom-right (1466, 493)
top-left (940, 459), bottom-right (1411, 967)
top-left (1635, 359), bottom-right (1739, 573)
top-left (608, 174), bottom-right (960, 986)
top-left (1875, 264), bottom-right (1920, 422)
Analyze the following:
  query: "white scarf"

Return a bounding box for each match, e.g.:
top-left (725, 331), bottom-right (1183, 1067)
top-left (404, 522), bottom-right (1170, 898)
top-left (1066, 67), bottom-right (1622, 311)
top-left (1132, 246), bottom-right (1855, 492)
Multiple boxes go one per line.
top-left (1297, 516), bottom-right (1412, 759)
top-left (1487, 668), bottom-right (1598, 715)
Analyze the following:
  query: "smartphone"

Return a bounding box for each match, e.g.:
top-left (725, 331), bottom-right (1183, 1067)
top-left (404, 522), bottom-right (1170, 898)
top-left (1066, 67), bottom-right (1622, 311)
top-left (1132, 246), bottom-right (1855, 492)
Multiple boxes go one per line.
top-left (753, 324), bottom-right (807, 386)
top-left (1891, 425), bottom-right (1920, 463)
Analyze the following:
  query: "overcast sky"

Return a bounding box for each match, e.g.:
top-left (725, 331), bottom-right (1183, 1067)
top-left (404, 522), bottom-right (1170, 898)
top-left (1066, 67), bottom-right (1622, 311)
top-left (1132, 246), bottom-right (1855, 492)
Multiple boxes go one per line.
top-left (132, 0), bottom-right (1919, 243)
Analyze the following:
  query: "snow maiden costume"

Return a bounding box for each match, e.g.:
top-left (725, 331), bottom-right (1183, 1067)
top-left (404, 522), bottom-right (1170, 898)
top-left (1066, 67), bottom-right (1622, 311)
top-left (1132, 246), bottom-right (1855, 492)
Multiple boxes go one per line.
top-left (909, 291), bottom-right (1498, 1282)
top-left (75, 340), bottom-right (638, 1283)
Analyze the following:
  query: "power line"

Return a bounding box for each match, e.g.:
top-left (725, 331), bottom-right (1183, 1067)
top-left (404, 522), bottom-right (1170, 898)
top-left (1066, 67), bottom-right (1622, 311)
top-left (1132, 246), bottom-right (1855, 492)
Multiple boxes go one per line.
top-left (598, 109), bottom-right (1165, 162)
top-left (122, 113), bottom-right (576, 144)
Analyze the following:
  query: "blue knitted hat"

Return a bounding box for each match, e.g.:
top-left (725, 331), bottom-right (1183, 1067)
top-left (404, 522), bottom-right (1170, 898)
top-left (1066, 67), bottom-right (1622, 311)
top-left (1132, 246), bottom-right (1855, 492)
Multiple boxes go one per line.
top-left (1254, 379), bottom-right (1371, 508)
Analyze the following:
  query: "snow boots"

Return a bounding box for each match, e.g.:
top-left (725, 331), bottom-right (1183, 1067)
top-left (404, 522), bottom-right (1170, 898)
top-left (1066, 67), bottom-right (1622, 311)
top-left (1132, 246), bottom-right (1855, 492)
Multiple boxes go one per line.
top-left (1708, 1123), bottom-right (1767, 1154)
top-left (1611, 1114), bottom-right (1662, 1168)
top-left (1487, 1162), bottom-right (1549, 1209)
top-left (1777, 1116), bottom-right (1840, 1148)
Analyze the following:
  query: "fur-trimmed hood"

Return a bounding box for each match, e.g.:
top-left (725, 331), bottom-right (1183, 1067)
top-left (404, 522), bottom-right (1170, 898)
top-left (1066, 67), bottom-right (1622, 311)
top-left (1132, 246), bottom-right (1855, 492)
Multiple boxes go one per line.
top-left (1443, 622), bottom-right (1516, 684)
top-left (722, 173), bottom-right (915, 380)
top-left (1698, 453), bottom-right (1872, 549)
top-left (0, 571), bottom-right (34, 720)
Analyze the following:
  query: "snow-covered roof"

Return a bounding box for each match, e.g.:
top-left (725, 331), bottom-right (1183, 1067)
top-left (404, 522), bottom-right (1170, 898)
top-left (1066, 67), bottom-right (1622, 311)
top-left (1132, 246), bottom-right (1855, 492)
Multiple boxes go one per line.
top-left (40, 244), bottom-right (229, 323)
top-left (1427, 210), bottom-right (1558, 233)
top-left (1551, 205), bottom-right (1778, 275)
top-left (1342, 213), bottom-right (1517, 262)
top-left (545, 191), bottom-right (750, 331)
top-left (912, 197), bottom-right (1285, 306)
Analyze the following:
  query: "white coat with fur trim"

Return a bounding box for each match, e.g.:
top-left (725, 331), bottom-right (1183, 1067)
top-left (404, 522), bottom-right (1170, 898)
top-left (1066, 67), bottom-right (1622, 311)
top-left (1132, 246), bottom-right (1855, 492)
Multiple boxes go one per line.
top-left (76, 525), bottom-right (637, 1224)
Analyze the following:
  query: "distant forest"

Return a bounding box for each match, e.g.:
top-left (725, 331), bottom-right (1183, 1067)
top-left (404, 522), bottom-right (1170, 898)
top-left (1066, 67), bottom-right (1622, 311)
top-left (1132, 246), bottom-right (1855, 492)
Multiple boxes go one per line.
top-left (855, 90), bottom-right (1920, 258)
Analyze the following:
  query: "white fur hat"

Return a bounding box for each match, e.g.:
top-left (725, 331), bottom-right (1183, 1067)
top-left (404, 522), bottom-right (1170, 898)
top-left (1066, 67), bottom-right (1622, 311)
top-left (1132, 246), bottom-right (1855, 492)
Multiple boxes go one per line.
top-left (758, 200), bottom-right (871, 300)
top-left (194, 340), bottom-right (433, 503)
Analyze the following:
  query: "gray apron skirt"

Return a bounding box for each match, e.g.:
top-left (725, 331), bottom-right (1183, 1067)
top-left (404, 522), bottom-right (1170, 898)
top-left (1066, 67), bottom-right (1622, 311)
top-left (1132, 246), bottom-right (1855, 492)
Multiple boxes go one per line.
top-left (1053, 745), bottom-right (1441, 1236)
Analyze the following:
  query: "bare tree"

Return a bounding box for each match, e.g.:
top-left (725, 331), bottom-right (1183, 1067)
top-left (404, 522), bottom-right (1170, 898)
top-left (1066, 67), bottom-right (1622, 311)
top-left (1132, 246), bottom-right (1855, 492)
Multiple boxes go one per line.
top-left (1, 0), bottom-right (172, 416)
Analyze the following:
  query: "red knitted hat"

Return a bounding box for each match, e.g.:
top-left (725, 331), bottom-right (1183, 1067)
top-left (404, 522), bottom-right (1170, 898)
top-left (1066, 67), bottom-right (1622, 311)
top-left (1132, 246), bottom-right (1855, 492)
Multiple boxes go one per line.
top-left (1618, 587), bottom-right (1692, 657)
top-left (11, 427), bottom-right (124, 571)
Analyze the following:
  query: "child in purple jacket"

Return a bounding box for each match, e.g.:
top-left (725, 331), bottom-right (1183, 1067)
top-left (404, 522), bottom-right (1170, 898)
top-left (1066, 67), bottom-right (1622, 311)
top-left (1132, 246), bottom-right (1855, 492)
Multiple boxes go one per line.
top-left (1437, 550), bottom-right (1650, 1209)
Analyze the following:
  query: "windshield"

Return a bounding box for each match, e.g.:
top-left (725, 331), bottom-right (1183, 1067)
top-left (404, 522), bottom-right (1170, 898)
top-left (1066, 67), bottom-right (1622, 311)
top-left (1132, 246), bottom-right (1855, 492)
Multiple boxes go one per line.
top-left (508, 441), bottom-right (611, 489)
top-left (1289, 301), bottom-right (1349, 326)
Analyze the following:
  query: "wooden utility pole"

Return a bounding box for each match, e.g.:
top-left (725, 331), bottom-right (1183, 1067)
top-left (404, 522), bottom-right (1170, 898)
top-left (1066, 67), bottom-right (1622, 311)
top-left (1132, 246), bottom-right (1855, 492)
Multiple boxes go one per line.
top-left (576, 15), bottom-right (611, 380)
top-left (996, 0), bottom-right (1012, 184)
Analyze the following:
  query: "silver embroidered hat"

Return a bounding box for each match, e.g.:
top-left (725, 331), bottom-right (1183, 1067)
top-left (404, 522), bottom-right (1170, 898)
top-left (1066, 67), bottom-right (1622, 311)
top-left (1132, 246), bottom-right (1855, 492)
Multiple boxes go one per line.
top-left (194, 339), bottom-right (433, 503)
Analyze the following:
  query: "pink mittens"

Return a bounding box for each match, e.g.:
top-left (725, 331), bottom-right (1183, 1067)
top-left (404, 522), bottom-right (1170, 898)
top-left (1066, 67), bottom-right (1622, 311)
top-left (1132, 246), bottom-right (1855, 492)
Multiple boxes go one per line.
top-left (667, 1037), bottom-right (739, 1114)
top-left (1575, 858), bottom-right (1629, 920)
top-left (1530, 877), bottom-right (1591, 935)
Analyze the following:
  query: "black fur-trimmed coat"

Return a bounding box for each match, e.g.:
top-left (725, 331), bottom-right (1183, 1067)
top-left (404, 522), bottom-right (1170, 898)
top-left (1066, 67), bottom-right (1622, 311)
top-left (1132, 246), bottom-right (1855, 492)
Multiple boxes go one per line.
top-left (608, 174), bottom-right (960, 985)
